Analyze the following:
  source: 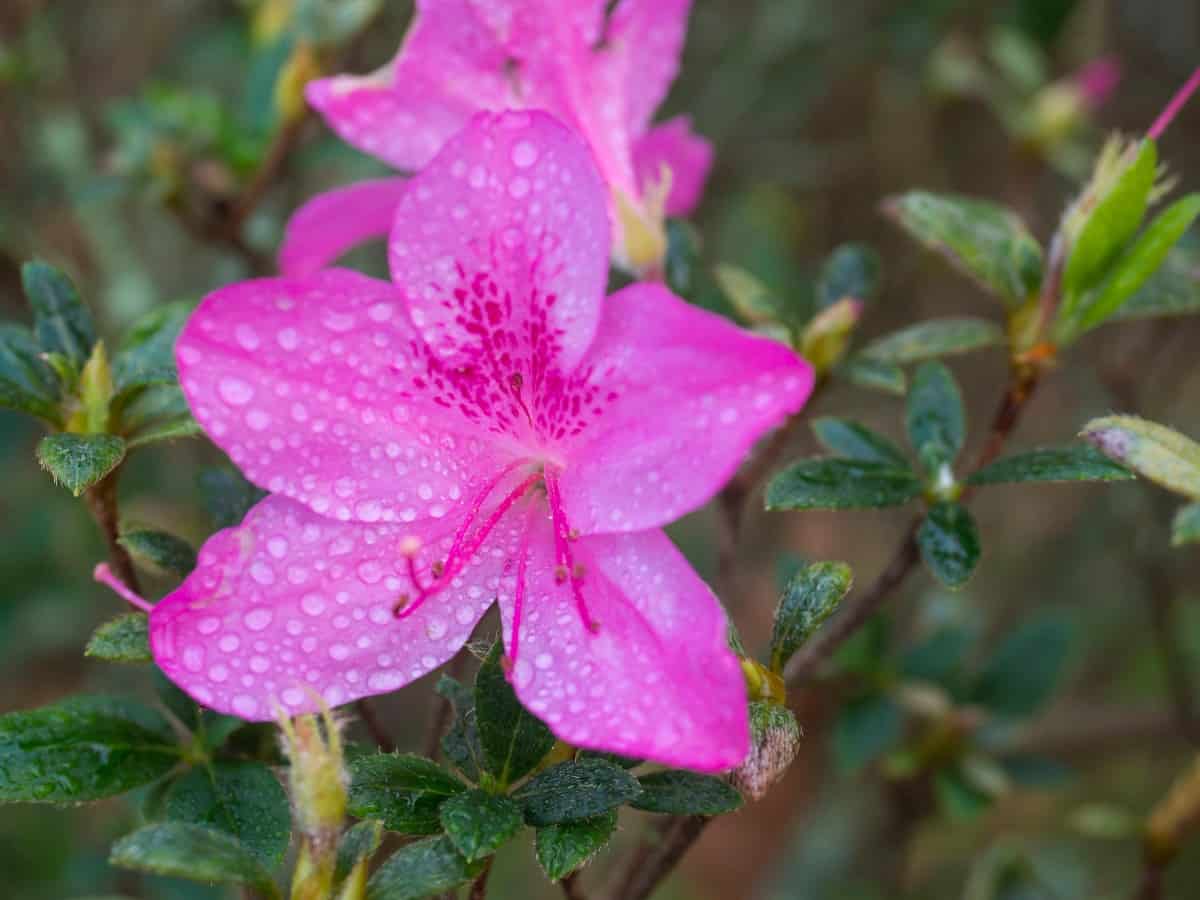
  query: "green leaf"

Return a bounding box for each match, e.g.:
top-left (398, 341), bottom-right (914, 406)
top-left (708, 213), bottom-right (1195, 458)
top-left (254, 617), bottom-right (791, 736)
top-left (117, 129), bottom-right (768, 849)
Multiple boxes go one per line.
top-left (812, 417), bottom-right (910, 468)
top-left (833, 694), bottom-right (904, 772)
top-left (125, 414), bottom-right (202, 449)
top-left (113, 302), bottom-right (189, 394)
top-left (1073, 195), bottom-right (1200, 333)
top-left (0, 695), bottom-right (178, 804)
top-left (816, 242), bottom-right (882, 308)
top-left (770, 562), bottom-right (854, 672)
top-left (197, 465), bottom-right (268, 528)
top-left (159, 762), bottom-right (291, 867)
top-left (836, 355), bottom-right (907, 395)
top-left (883, 192), bottom-right (1043, 307)
top-left (439, 789), bottom-right (524, 863)
top-left (766, 459), bottom-right (923, 510)
top-left (918, 502), bottom-right (981, 589)
top-left (905, 361), bottom-right (966, 471)
top-left (901, 626), bottom-right (972, 686)
top-left (85, 613), bottom-right (151, 663)
top-left (1173, 503), bottom-right (1200, 546)
top-left (435, 676), bottom-right (483, 782)
top-left (347, 753), bottom-right (466, 836)
top-left (119, 529), bottom-right (197, 576)
top-left (1081, 415), bottom-right (1200, 500)
top-left (36, 433), bottom-right (127, 496)
top-left (0, 324), bottom-right (60, 421)
top-left (1062, 140), bottom-right (1158, 301)
top-left (577, 750), bottom-right (643, 769)
top-left (862, 318), bottom-right (1005, 364)
top-left (968, 445), bottom-right (1133, 485)
top-left (110, 823), bottom-right (278, 897)
top-left (534, 811), bottom-right (617, 881)
top-left (513, 760), bottom-right (642, 827)
top-left (21, 260), bottom-right (97, 367)
top-left (664, 219), bottom-right (701, 301)
top-left (475, 642), bottom-right (556, 787)
top-left (714, 263), bottom-right (787, 326)
top-left (366, 835), bottom-right (483, 900)
top-left (934, 766), bottom-right (992, 822)
top-left (335, 819), bottom-right (383, 885)
top-left (630, 770), bottom-right (742, 815)
top-left (1111, 242), bottom-right (1200, 322)
top-left (970, 614), bottom-right (1071, 717)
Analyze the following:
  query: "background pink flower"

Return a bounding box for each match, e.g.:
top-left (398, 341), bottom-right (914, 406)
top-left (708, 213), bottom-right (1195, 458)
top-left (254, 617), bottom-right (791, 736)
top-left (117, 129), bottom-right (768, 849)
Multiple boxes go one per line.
top-left (282, 0), bottom-right (711, 276)
top-left (155, 110), bottom-right (812, 771)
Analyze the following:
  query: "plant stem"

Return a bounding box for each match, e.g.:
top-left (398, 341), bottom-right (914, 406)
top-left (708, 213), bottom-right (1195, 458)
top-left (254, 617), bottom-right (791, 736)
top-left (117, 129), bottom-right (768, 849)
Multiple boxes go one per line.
top-left (356, 699), bottom-right (396, 752)
top-left (424, 650), bottom-right (468, 760)
top-left (561, 872), bottom-right (589, 900)
top-left (84, 467), bottom-right (141, 599)
top-left (468, 856), bottom-right (494, 900)
top-left (606, 816), bottom-right (707, 900)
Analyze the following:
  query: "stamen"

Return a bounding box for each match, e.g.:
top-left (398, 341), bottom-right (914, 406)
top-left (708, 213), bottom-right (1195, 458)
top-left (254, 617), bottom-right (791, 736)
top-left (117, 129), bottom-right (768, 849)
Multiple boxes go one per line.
top-left (543, 471), bottom-right (600, 634)
top-left (508, 501), bottom-right (539, 667)
top-left (1149, 66), bottom-right (1200, 141)
top-left (93, 562), bottom-right (153, 612)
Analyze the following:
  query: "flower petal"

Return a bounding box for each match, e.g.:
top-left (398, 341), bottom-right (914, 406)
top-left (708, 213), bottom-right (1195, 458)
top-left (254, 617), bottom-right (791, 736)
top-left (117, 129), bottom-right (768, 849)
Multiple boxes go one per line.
top-left (279, 177), bottom-right (409, 277)
top-left (177, 268), bottom-right (509, 525)
top-left (600, 0), bottom-right (692, 135)
top-left (150, 494), bottom-right (514, 720)
top-left (499, 518), bottom-right (749, 772)
top-left (632, 115), bottom-right (713, 216)
top-left (558, 283), bottom-right (814, 533)
top-left (388, 109), bottom-right (610, 372)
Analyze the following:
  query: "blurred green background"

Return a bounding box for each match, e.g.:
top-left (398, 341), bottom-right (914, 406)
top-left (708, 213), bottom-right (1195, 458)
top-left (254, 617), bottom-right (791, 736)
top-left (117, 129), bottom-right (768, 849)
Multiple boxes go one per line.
top-left (3, 0), bottom-right (1200, 897)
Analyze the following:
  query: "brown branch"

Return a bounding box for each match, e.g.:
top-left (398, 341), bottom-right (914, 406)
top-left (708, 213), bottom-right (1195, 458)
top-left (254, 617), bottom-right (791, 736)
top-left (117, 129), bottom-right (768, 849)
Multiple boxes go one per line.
top-left (606, 816), bottom-right (708, 900)
top-left (1003, 705), bottom-right (1180, 758)
top-left (560, 871), bottom-right (589, 900)
top-left (468, 856), bottom-right (494, 900)
top-left (84, 467), bottom-right (141, 599)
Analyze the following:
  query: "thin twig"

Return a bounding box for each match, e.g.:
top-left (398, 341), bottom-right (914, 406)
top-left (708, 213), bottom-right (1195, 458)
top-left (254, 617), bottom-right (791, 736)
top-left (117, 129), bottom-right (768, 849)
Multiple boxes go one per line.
top-left (468, 856), bottom-right (494, 900)
top-left (357, 698), bottom-right (396, 753)
top-left (607, 816), bottom-right (708, 900)
top-left (560, 871), bottom-right (589, 900)
top-left (84, 467), bottom-right (142, 598)
top-left (1132, 861), bottom-right (1164, 900)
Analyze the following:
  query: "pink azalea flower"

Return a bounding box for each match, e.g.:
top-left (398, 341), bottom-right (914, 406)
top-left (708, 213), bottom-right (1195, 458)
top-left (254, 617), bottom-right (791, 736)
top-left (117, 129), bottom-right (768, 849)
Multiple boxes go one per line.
top-left (154, 111), bottom-right (812, 771)
top-left (281, 0), bottom-right (711, 277)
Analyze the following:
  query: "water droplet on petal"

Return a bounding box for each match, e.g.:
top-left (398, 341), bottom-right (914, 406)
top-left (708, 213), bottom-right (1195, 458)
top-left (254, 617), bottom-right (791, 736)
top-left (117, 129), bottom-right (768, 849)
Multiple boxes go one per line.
top-left (218, 376), bottom-right (254, 406)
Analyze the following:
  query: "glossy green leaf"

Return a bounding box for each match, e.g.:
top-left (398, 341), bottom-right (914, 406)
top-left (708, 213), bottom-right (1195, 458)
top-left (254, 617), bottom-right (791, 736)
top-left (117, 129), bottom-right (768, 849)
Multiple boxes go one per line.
top-left (0, 324), bottom-right (60, 421)
top-left (862, 318), bottom-right (1004, 364)
top-left (36, 433), bottom-right (126, 496)
top-left (21, 260), bottom-right (96, 367)
top-left (833, 694), bottom-right (904, 772)
top-left (534, 811), bottom-right (617, 881)
top-left (630, 770), bottom-right (742, 815)
top-left (901, 626), bottom-right (972, 687)
top-left (113, 303), bottom-right (189, 394)
top-left (967, 445), bottom-right (1133, 485)
top-left (85, 613), bottom-right (151, 664)
top-left (918, 502), bottom-right (981, 589)
top-left (837, 355), bottom-right (907, 395)
top-left (347, 753), bottom-right (465, 836)
top-left (714, 263), bottom-right (787, 326)
top-left (0, 696), bottom-right (178, 804)
top-left (366, 835), bottom-right (483, 900)
top-left (159, 762), bottom-right (291, 866)
top-left (816, 242), bottom-right (882, 308)
top-left (1173, 503), bottom-right (1200, 546)
top-left (1074, 194), bottom-right (1200, 333)
top-left (475, 642), bottom-right (556, 787)
top-left (435, 676), bottom-right (483, 782)
top-left (905, 361), bottom-right (966, 470)
top-left (1062, 140), bottom-right (1158, 300)
top-left (1081, 415), bottom-right (1200, 500)
top-left (884, 192), bottom-right (1043, 307)
top-left (125, 414), bottom-right (202, 449)
top-left (119, 529), bottom-right (197, 576)
top-left (197, 465), bottom-right (268, 529)
top-left (110, 823), bottom-right (278, 897)
top-left (811, 417), bottom-right (910, 468)
top-left (513, 760), bottom-right (642, 827)
top-left (1111, 242), bottom-right (1200, 322)
top-left (439, 789), bottom-right (524, 863)
top-left (970, 614), bottom-right (1071, 717)
top-left (770, 562), bottom-right (854, 672)
top-left (335, 819), bottom-right (384, 885)
top-left (766, 459), bottom-right (923, 510)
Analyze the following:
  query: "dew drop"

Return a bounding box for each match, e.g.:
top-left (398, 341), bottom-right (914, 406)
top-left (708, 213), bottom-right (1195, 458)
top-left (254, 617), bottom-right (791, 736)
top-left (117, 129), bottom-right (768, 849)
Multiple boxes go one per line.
top-left (512, 140), bottom-right (538, 168)
top-left (244, 609), bottom-right (273, 631)
top-left (218, 376), bottom-right (254, 406)
top-left (301, 593), bottom-right (326, 617)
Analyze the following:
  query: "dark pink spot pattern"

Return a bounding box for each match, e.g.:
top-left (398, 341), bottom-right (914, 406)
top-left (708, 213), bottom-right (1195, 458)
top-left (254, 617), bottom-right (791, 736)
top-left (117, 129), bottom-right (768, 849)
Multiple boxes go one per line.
top-left (157, 111), bottom-right (814, 772)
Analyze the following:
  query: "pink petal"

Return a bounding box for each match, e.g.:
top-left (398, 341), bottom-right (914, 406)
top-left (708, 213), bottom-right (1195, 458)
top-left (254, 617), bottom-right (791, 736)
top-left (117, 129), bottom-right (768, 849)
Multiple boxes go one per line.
top-left (632, 115), bottom-right (713, 216)
top-left (150, 494), bottom-right (511, 720)
top-left (278, 177), bottom-right (409, 277)
top-left (558, 282), bottom-right (814, 534)
top-left (388, 110), bottom-right (610, 372)
top-left (176, 268), bottom-right (509, 526)
top-left (499, 517), bottom-right (749, 772)
top-left (600, 0), bottom-right (692, 135)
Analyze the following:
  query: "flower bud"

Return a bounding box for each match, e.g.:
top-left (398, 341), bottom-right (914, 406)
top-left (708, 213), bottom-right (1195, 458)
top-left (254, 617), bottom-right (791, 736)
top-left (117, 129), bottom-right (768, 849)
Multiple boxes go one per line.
top-left (729, 701), bottom-right (801, 802)
top-left (799, 297), bottom-right (863, 375)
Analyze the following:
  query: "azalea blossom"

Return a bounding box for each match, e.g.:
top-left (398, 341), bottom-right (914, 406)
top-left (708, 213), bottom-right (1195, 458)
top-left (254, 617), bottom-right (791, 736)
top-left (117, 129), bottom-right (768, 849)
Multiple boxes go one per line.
top-left (281, 0), bottom-right (710, 277)
top-left (152, 110), bottom-right (812, 771)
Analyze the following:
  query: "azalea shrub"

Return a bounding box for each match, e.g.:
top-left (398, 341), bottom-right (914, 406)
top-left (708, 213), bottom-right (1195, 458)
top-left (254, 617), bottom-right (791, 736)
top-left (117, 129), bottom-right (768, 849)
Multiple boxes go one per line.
top-left (4, 2), bottom-right (1200, 899)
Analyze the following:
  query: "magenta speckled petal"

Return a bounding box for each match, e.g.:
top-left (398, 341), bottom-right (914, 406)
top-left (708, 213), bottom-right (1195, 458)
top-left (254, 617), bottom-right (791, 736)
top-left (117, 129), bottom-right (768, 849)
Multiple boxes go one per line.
top-left (176, 268), bottom-right (510, 526)
top-left (498, 515), bottom-right (748, 772)
top-left (388, 110), bottom-right (610, 372)
top-left (150, 494), bottom-right (510, 720)
top-left (633, 115), bottom-right (713, 216)
top-left (558, 282), bottom-right (814, 534)
top-left (279, 177), bottom-right (409, 277)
